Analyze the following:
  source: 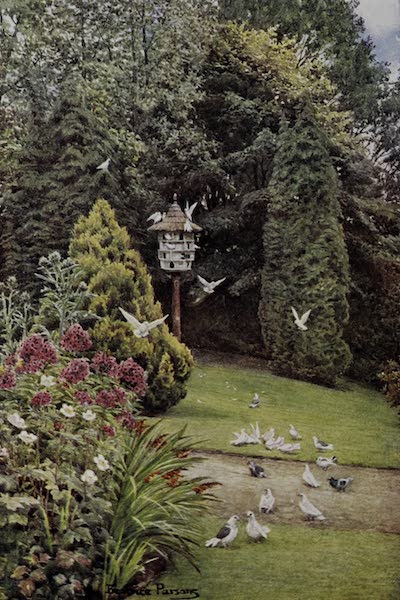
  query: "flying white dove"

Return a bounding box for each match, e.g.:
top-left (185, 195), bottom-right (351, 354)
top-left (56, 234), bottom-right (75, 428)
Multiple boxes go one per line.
top-left (185, 201), bottom-right (198, 221)
top-left (201, 195), bottom-right (208, 210)
top-left (302, 464), bottom-right (321, 488)
top-left (316, 456), bottom-right (337, 470)
top-left (97, 158), bottom-right (111, 172)
top-left (313, 436), bottom-right (334, 452)
top-left (289, 424), bottom-right (302, 440)
top-left (147, 211), bottom-right (165, 224)
top-left (249, 393), bottom-right (260, 408)
top-left (205, 515), bottom-right (240, 548)
top-left (246, 511), bottom-right (270, 542)
top-left (259, 489), bottom-right (275, 514)
top-left (249, 422), bottom-right (261, 443)
top-left (298, 493), bottom-right (326, 521)
top-left (197, 275), bottom-right (226, 294)
top-left (291, 307), bottom-right (312, 331)
top-left (278, 443), bottom-right (301, 454)
top-left (119, 307), bottom-right (168, 338)
top-left (184, 219), bottom-right (194, 232)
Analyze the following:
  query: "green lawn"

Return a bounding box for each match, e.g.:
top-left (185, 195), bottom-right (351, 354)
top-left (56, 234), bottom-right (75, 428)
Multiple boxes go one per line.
top-left (161, 363), bottom-right (400, 468)
top-left (156, 518), bottom-right (400, 600)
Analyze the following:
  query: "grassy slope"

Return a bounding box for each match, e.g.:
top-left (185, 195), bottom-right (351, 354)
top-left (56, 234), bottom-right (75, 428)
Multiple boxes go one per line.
top-left (161, 364), bottom-right (400, 468)
top-left (158, 519), bottom-right (400, 600)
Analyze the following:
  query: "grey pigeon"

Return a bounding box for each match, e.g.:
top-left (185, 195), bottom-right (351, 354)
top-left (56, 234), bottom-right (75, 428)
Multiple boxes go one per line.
top-left (328, 476), bottom-right (354, 492)
top-left (248, 460), bottom-right (266, 478)
top-left (205, 515), bottom-right (240, 548)
top-left (313, 436), bottom-right (334, 452)
top-left (249, 393), bottom-right (260, 408)
top-left (246, 511), bottom-right (270, 541)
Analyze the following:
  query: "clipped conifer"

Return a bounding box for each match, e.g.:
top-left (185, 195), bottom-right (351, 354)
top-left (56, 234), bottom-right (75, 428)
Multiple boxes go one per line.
top-left (259, 101), bottom-right (352, 385)
top-left (69, 199), bottom-right (194, 413)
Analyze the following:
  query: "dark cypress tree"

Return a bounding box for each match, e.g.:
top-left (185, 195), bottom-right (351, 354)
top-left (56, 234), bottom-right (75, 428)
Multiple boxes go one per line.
top-left (259, 101), bottom-right (351, 385)
top-left (0, 75), bottom-right (137, 292)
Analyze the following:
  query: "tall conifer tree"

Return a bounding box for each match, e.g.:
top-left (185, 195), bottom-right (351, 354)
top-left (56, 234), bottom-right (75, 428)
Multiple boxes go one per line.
top-left (259, 100), bottom-right (351, 384)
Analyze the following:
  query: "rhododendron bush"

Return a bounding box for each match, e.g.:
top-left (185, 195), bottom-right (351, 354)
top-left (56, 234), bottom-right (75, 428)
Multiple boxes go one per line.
top-left (0, 325), bottom-right (209, 599)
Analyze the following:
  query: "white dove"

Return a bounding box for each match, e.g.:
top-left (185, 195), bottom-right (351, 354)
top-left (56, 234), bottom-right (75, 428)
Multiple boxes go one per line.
top-left (201, 195), bottom-right (208, 210)
top-left (262, 428), bottom-right (275, 443)
top-left (147, 211), bottom-right (165, 224)
top-left (197, 275), bottom-right (226, 294)
top-left (246, 511), bottom-right (270, 541)
top-left (265, 435), bottom-right (285, 450)
top-left (249, 422), bottom-right (261, 443)
top-left (298, 493), bottom-right (326, 521)
top-left (291, 307), bottom-right (312, 331)
top-left (184, 219), bottom-right (194, 232)
top-left (205, 515), bottom-right (240, 548)
top-left (119, 307), bottom-right (168, 338)
top-left (302, 464), bottom-right (321, 488)
top-left (249, 393), bottom-right (260, 408)
top-left (289, 424), bottom-right (302, 440)
top-left (313, 436), bottom-right (334, 452)
top-left (97, 158), bottom-right (111, 171)
top-left (185, 201), bottom-right (198, 221)
top-left (230, 429), bottom-right (250, 446)
top-left (316, 456), bottom-right (337, 470)
top-left (259, 489), bottom-right (275, 514)
top-left (165, 243), bottom-right (176, 250)
top-left (278, 443), bottom-right (301, 453)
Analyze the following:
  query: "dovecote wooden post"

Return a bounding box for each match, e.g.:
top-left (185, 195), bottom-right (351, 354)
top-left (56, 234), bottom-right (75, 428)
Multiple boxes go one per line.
top-left (147, 197), bottom-right (202, 341)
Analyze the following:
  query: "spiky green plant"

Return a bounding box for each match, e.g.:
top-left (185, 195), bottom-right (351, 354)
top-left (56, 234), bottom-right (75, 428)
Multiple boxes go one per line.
top-left (103, 423), bottom-right (212, 596)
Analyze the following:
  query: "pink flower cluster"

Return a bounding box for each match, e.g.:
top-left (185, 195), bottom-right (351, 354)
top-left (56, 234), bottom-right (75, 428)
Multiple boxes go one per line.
top-left (74, 390), bottom-right (94, 405)
top-left (95, 386), bottom-right (127, 409)
top-left (102, 425), bottom-right (116, 437)
top-left (60, 358), bottom-right (90, 384)
top-left (91, 352), bottom-right (119, 377)
top-left (117, 358), bottom-right (147, 397)
top-left (116, 410), bottom-right (136, 431)
top-left (17, 334), bottom-right (58, 373)
top-left (31, 391), bottom-right (53, 407)
top-left (61, 324), bottom-right (92, 352)
top-left (0, 368), bottom-right (16, 390)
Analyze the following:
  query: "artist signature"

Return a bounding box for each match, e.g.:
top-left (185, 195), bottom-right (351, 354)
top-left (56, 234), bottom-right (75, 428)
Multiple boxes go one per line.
top-left (107, 582), bottom-right (200, 599)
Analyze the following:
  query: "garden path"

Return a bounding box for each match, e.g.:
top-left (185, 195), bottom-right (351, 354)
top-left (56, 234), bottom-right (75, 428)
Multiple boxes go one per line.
top-left (188, 451), bottom-right (400, 534)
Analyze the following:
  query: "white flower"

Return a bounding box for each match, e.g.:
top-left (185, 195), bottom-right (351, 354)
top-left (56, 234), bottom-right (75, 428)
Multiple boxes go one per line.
top-left (60, 404), bottom-right (75, 418)
top-left (81, 469), bottom-right (98, 485)
top-left (18, 431), bottom-right (38, 445)
top-left (40, 374), bottom-right (56, 387)
top-left (82, 409), bottom-right (96, 422)
top-left (7, 413), bottom-right (26, 429)
top-left (93, 454), bottom-right (110, 472)
top-left (0, 447), bottom-right (9, 458)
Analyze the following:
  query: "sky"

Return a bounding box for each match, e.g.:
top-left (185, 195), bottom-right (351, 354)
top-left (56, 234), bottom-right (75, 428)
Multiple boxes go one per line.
top-left (356, 0), bottom-right (399, 78)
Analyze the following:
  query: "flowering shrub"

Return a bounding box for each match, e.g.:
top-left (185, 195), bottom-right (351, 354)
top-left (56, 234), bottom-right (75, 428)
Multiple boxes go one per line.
top-left (0, 326), bottom-right (208, 599)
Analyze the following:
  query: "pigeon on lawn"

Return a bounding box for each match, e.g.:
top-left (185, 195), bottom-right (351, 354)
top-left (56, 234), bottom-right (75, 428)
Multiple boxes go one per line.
top-left (184, 201), bottom-right (198, 221)
top-left (298, 493), bottom-right (326, 521)
top-left (259, 489), bottom-right (275, 514)
top-left (147, 211), bottom-right (166, 224)
top-left (302, 464), bottom-right (321, 488)
top-left (262, 428), bottom-right (275, 443)
top-left (205, 515), bottom-right (240, 548)
top-left (316, 456), bottom-right (337, 470)
top-left (278, 443), bottom-right (301, 454)
top-left (328, 477), bottom-right (354, 492)
top-left (289, 424), bottom-right (302, 440)
top-left (249, 423), bottom-right (261, 443)
top-left (249, 393), bottom-right (260, 409)
top-left (313, 436), bottom-right (334, 452)
top-left (265, 435), bottom-right (285, 450)
top-left (291, 307), bottom-right (312, 331)
top-left (119, 307), bottom-right (168, 338)
top-left (230, 429), bottom-right (252, 446)
top-left (197, 275), bottom-right (226, 294)
top-left (246, 511), bottom-right (270, 542)
top-left (97, 158), bottom-right (111, 172)
top-left (248, 460), bottom-right (267, 478)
